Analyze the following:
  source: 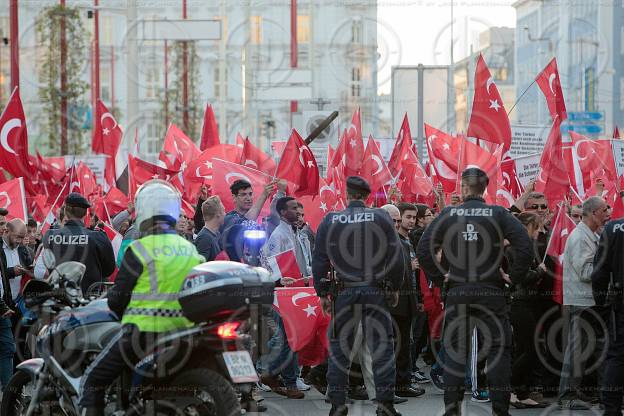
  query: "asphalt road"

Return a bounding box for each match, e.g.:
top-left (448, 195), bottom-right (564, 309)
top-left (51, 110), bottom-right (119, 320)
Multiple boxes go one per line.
top-left (253, 388), bottom-right (600, 416)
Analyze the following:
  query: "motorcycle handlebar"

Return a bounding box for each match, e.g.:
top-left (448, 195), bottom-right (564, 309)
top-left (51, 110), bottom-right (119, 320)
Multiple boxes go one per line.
top-left (24, 289), bottom-right (67, 308)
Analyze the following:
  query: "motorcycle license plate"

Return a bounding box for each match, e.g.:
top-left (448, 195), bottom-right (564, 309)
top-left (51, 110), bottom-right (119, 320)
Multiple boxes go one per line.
top-left (222, 351), bottom-right (259, 383)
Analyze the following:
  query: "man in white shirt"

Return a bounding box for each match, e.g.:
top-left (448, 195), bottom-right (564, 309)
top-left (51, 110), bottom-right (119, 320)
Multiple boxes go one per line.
top-left (2, 219), bottom-right (32, 302)
top-left (559, 196), bottom-right (610, 409)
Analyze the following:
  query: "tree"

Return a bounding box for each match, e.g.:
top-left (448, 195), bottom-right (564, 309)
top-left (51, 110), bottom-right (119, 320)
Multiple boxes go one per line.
top-left (36, 4), bottom-right (89, 155)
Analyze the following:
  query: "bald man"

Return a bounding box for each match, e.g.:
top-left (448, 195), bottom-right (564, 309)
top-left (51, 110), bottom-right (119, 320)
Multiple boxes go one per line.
top-left (2, 218), bottom-right (33, 302)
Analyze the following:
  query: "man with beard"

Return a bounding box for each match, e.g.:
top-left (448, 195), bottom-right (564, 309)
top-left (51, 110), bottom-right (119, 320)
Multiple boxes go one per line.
top-left (384, 203), bottom-right (425, 398)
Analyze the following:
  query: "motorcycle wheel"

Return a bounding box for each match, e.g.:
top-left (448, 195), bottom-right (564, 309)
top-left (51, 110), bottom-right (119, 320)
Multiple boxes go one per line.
top-left (0, 370), bottom-right (35, 416)
top-left (150, 368), bottom-right (241, 416)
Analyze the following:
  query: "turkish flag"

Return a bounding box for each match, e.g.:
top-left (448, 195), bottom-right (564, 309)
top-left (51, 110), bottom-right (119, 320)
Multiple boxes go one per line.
top-left (614, 126), bottom-right (621, 140)
top-left (498, 158), bottom-right (523, 208)
top-left (236, 133), bottom-right (245, 150)
top-left (273, 287), bottom-right (327, 351)
top-left (92, 100), bottom-right (123, 157)
top-left (299, 177), bottom-right (338, 231)
top-left (0, 88), bottom-right (30, 179)
top-left (0, 178), bottom-right (27, 222)
top-left (360, 136), bottom-right (392, 193)
top-left (240, 137), bottom-right (276, 173)
top-left (183, 144), bottom-right (242, 203)
top-left (467, 54), bottom-right (512, 152)
top-left (536, 58), bottom-right (567, 121)
top-left (388, 114), bottom-right (414, 177)
top-left (265, 249), bottom-right (305, 285)
top-left (159, 123), bottom-right (201, 171)
top-left (275, 129), bottom-right (320, 197)
top-left (570, 133), bottom-right (616, 194)
top-left (424, 124), bottom-right (460, 192)
top-left (35, 152), bottom-right (65, 183)
top-left (457, 136), bottom-right (501, 203)
top-left (128, 155), bottom-right (180, 200)
top-left (546, 205), bottom-right (576, 304)
top-left (76, 162), bottom-right (99, 199)
top-left (400, 157), bottom-right (434, 201)
top-left (535, 117), bottom-right (570, 206)
top-left (199, 104), bottom-right (220, 150)
top-left (419, 270), bottom-right (444, 339)
top-left (344, 108), bottom-right (365, 176)
top-left (211, 158), bottom-right (273, 217)
top-left (606, 178), bottom-right (624, 219)
top-left (94, 187), bottom-right (129, 220)
top-left (28, 194), bottom-right (47, 223)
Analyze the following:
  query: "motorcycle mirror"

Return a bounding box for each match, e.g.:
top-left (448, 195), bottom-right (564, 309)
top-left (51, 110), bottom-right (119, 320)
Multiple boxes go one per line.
top-left (42, 249), bottom-right (56, 270)
top-left (55, 262), bottom-right (86, 285)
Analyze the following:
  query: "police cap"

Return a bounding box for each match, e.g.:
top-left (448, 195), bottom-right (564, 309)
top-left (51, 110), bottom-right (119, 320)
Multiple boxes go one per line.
top-left (461, 168), bottom-right (489, 186)
top-left (65, 192), bottom-right (91, 208)
top-left (346, 176), bottom-right (371, 194)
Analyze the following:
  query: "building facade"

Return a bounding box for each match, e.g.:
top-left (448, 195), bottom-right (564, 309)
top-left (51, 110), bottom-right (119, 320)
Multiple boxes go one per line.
top-left (513, 0), bottom-right (624, 136)
top-left (0, 0), bottom-right (378, 159)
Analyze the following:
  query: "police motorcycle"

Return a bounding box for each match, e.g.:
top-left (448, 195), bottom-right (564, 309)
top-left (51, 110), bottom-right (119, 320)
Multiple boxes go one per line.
top-left (1, 250), bottom-right (275, 416)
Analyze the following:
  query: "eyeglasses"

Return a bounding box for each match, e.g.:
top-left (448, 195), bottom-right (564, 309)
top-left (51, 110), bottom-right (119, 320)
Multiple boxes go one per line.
top-left (528, 204), bottom-right (548, 210)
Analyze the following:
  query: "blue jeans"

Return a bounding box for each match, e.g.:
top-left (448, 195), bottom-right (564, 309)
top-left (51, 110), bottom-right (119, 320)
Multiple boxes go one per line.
top-left (267, 311), bottom-right (298, 389)
top-left (0, 317), bottom-right (15, 390)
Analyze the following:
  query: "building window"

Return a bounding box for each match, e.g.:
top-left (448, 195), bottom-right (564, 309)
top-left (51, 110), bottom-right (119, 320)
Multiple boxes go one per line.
top-left (351, 19), bottom-right (362, 43)
top-left (100, 65), bottom-right (111, 102)
top-left (214, 66), bottom-right (227, 98)
top-left (145, 65), bottom-right (160, 100)
top-left (250, 16), bottom-right (262, 44)
top-left (351, 67), bottom-right (361, 97)
top-left (297, 15), bottom-right (310, 43)
top-left (146, 121), bottom-right (162, 155)
top-left (101, 16), bottom-right (113, 46)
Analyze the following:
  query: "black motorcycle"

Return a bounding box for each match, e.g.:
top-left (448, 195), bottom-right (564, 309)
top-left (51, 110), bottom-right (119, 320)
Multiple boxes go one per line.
top-left (1, 253), bottom-right (274, 416)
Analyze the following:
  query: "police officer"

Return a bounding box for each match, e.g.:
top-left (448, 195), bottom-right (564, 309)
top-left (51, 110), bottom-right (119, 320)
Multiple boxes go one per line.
top-left (79, 180), bottom-right (205, 416)
top-left (591, 216), bottom-right (624, 416)
top-left (313, 176), bottom-right (405, 416)
top-left (43, 193), bottom-right (116, 296)
top-left (416, 168), bottom-right (533, 416)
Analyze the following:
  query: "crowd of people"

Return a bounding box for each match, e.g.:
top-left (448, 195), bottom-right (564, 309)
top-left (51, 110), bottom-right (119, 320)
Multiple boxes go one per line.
top-left (0, 168), bottom-right (621, 416)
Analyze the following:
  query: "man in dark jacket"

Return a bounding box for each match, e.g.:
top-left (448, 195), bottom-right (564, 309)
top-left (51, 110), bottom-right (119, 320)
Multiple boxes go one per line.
top-left (381, 203), bottom-right (425, 398)
top-left (43, 193), bottom-right (116, 296)
top-left (416, 168), bottom-right (533, 416)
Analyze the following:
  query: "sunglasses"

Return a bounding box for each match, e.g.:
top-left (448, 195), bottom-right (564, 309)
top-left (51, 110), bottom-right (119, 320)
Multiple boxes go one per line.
top-left (528, 204), bottom-right (548, 210)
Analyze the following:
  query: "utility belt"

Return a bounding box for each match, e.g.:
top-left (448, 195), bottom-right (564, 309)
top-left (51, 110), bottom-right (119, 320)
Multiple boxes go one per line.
top-left (607, 281), bottom-right (623, 312)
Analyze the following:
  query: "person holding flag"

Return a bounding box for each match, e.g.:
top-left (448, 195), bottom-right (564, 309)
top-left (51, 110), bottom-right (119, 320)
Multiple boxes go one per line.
top-left (260, 196), bottom-right (313, 399)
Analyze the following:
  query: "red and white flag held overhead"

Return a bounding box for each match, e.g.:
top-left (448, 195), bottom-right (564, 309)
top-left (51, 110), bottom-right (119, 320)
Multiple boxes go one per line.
top-left (388, 114), bottom-right (414, 177)
top-left (360, 136), bottom-right (392, 193)
top-left (275, 129), bottom-right (320, 197)
top-left (344, 108), bottom-right (365, 176)
top-left (92, 100), bottom-right (123, 157)
top-left (240, 137), bottom-right (277, 173)
top-left (128, 155), bottom-right (180, 200)
top-left (424, 124), bottom-right (459, 192)
top-left (0, 88), bottom-right (30, 179)
top-left (200, 104), bottom-right (220, 150)
top-left (159, 123), bottom-right (201, 171)
top-left (299, 177), bottom-right (338, 231)
top-left (0, 178), bottom-right (27, 222)
top-left (536, 58), bottom-right (567, 122)
top-left (211, 158), bottom-right (274, 217)
top-left (466, 54), bottom-right (512, 152)
top-left (535, 117), bottom-right (570, 206)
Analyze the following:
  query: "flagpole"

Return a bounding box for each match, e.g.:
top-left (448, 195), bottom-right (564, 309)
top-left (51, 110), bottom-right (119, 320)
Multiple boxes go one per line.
top-left (543, 202), bottom-right (563, 256)
top-left (102, 200), bottom-right (112, 224)
top-left (39, 181), bottom-right (68, 232)
top-left (507, 79), bottom-right (537, 117)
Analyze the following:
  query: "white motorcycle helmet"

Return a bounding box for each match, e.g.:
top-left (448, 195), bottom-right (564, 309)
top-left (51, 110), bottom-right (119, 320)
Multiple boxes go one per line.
top-left (134, 179), bottom-right (181, 232)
